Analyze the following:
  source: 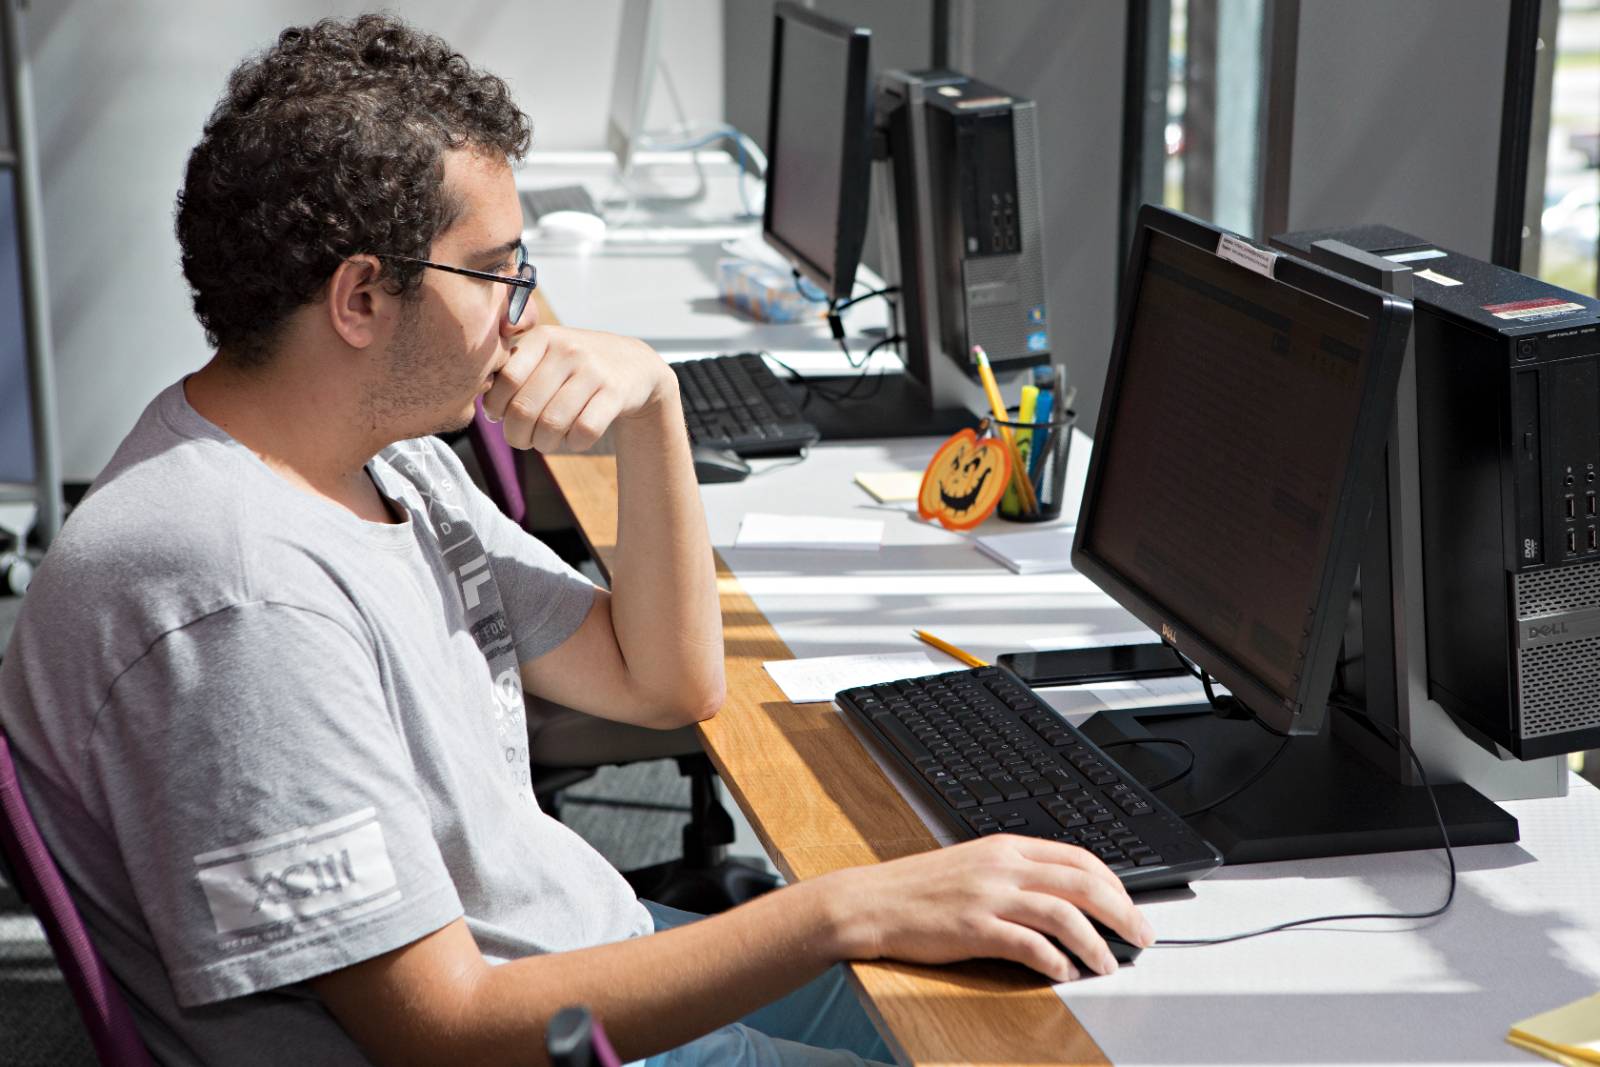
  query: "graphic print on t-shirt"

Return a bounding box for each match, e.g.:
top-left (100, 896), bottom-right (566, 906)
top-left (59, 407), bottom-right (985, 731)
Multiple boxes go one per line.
top-left (387, 442), bottom-right (533, 801)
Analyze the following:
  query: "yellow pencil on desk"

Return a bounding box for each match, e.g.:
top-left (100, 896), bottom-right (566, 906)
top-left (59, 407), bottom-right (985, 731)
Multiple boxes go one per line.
top-left (912, 629), bottom-right (989, 669)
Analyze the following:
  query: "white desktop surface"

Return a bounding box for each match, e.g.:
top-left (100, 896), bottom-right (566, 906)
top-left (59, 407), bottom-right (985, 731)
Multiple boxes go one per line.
top-left (703, 440), bottom-right (1600, 1066)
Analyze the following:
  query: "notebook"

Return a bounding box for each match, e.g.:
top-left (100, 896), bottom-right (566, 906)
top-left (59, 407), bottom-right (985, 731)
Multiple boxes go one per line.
top-left (973, 525), bottom-right (1077, 574)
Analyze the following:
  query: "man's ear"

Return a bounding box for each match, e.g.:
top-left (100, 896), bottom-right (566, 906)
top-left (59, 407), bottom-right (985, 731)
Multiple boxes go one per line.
top-left (325, 254), bottom-right (389, 349)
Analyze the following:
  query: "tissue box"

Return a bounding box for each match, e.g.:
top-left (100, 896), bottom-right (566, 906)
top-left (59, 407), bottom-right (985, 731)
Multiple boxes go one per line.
top-left (717, 258), bottom-right (816, 324)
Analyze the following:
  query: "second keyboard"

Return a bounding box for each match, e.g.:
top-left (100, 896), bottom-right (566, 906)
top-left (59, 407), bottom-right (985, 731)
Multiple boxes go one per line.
top-left (673, 353), bottom-right (821, 456)
top-left (837, 666), bottom-right (1223, 892)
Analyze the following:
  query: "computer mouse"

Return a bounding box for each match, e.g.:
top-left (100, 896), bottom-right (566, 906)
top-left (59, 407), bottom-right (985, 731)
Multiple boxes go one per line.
top-left (1053, 917), bottom-right (1144, 976)
top-left (536, 209), bottom-right (607, 244)
top-left (691, 444), bottom-right (751, 484)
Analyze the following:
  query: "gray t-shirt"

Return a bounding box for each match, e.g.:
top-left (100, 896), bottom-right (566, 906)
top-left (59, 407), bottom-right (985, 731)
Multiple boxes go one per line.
top-left (0, 381), bottom-right (652, 1065)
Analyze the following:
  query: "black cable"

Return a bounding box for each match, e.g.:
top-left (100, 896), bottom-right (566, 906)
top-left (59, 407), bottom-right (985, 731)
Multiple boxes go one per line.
top-left (1155, 701), bottom-right (1457, 948)
top-left (748, 447), bottom-right (811, 476)
top-left (1097, 737), bottom-right (1196, 791)
top-left (827, 304), bottom-right (867, 369)
top-left (827, 287), bottom-right (904, 371)
top-left (1175, 733), bottom-right (1292, 819)
top-left (791, 268), bottom-right (827, 304)
top-left (825, 334), bottom-right (903, 403)
top-left (832, 285), bottom-right (899, 312)
top-left (757, 350), bottom-right (819, 408)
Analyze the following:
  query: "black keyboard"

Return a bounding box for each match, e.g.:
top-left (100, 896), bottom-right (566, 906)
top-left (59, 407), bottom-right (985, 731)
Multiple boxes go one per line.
top-left (837, 667), bottom-right (1223, 892)
top-left (673, 353), bottom-right (820, 457)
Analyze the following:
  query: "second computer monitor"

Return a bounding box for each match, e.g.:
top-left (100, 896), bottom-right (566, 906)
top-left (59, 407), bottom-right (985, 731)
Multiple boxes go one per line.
top-left (762, 2), bottom-right (874, 303)
top-left (1072, 206), bottom-right (1413, 736)
top-left (606, 0), bottom-right (663, 176)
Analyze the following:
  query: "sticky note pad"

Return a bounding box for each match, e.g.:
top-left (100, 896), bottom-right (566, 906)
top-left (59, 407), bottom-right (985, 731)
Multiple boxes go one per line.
top-left (1508, 992), bottom-right (1600, 1065)
top-left (854, 471), bottom-right (923, 503)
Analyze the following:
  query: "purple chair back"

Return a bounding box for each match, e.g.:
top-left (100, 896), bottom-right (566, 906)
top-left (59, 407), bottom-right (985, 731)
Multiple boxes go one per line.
top-left (0, 730), bottom-right (155, 1066)
top-left (465, 398), bottom-right (527, 526)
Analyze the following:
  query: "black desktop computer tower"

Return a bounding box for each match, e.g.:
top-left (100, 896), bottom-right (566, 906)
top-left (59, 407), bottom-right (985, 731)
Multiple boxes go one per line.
top-left (1277, 225), bottom-right (1600, 761)
top-left (876, 70), bottom-right (1051, 404)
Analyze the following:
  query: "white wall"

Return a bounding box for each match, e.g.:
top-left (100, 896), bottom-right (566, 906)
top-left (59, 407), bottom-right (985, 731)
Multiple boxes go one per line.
top-left (24, 0), bottom-right (723, 481)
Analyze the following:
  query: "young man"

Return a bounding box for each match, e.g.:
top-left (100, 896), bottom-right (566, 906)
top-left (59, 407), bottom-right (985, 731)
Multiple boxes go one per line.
top-left (0, 15), bottom-right (1153, 1066)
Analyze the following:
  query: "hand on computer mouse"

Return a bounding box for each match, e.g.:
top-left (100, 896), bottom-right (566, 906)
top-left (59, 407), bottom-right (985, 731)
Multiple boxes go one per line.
top-left (810, 834), bottom-right (1156, 983)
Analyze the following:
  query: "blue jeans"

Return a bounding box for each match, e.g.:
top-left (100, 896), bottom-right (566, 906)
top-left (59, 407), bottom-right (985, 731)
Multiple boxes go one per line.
top-left (638, 900), bottom-right (894, 1067)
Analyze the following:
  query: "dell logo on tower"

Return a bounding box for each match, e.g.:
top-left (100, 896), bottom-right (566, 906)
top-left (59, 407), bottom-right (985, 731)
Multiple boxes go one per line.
top-left (1528, 621), bottom-right (1569, 640)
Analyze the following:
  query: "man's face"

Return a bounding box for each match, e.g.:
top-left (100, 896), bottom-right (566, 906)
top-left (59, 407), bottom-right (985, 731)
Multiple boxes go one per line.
top-left (361, 149), bottom-right (532, 438)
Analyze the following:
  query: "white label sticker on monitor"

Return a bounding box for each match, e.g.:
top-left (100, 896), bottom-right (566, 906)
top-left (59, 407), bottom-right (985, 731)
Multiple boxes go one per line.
top-left (1216, 234), bottom-right (1277, 278)
top-left (1384, 248), bottom-right (1447, 263)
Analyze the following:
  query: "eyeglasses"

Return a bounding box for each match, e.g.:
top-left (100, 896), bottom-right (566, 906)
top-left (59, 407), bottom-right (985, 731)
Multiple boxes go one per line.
top-left (376, 242), bottom-right (538, 324)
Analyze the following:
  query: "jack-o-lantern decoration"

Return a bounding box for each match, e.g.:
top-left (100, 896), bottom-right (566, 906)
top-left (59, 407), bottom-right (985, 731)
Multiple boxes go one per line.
top-left (918, 428), bottom-right (1011, 530)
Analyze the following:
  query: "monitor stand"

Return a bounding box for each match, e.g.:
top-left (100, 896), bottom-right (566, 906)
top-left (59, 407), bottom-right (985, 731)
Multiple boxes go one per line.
top-left (799, 370), bottom-right (978, 441)
top-left (1078, 703), bottom-right (1519, 866)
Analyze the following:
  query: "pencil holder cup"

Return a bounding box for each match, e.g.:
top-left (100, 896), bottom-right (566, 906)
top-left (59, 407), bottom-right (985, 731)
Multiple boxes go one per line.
top-left (992, 406), bottom-right (1075, 523)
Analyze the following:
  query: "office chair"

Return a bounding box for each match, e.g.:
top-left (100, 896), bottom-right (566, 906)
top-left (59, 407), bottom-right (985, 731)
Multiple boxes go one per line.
top-left (0, 729), bottom-right (155, 1066)
top-left (464, 403), bottom-right (778, 914)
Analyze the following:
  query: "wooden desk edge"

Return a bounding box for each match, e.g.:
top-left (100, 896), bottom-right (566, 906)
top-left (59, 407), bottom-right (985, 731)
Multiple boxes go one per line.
top-left (540, 450), bottom-right (1108, 1067)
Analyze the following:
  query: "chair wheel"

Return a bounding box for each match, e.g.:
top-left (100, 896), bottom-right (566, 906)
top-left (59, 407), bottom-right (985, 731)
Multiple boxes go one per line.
top-left (1, 553), bottom-right (32, 596)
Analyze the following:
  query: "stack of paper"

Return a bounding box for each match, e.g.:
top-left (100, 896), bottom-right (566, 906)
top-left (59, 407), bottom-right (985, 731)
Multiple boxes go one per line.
top-left (1508, 992), bottom-right (1600, 1065)
top-left (974, 525), bottom-right (1077, 574)
top-left (735, 513), bottom-right (884, 551)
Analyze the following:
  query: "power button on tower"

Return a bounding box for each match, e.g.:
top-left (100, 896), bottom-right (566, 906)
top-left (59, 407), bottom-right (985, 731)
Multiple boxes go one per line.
top-left (1516, 338), bottom-right (1538, 361)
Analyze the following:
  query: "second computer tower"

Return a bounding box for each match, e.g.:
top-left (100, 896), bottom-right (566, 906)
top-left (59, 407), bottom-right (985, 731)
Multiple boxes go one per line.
top-left (1279, 225), bottom-right (1600, 760)
top-left (877, 70), bottom-right (1051, 390)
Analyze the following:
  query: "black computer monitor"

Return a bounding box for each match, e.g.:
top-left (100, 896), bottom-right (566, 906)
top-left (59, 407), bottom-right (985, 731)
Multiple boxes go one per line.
top-left (761, 2), bottom-right (873, 304)
top-left (1074, 205), bottom-right (1411, 737)
top-left (1069, 206), bottom-right (1519, 864)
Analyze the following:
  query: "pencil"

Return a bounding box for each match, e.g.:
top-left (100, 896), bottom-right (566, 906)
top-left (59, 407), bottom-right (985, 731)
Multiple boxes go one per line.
top-left (913, 628), bottom-right (989, 669)
top-left (972, 346), bottom-right (1040, 514)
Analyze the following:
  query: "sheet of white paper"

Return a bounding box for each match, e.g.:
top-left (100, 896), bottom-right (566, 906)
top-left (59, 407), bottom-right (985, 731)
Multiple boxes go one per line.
top-left (735, 512), bottom-right (885, 551)
top-left (763, 652), bottom-right (941, 703)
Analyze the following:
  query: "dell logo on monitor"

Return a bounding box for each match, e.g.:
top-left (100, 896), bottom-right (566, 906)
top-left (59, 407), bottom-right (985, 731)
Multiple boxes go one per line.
top-left (1161, 623), bottom-right (1177, 644)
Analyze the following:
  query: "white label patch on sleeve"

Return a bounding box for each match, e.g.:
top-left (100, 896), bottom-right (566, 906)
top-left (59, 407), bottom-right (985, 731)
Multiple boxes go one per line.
top-left (193, 807), bottom-right (401, 938)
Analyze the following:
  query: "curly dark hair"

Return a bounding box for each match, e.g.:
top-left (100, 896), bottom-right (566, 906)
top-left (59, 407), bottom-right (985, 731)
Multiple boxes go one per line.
top-left (175, 14), bottom-right (531, 365)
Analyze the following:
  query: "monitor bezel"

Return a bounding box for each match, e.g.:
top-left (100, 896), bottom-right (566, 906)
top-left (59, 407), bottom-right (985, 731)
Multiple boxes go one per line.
top-left (761, 2), bottom-right (874, 303)
top-left (605, 0), bottom-right (664, 176)
top-left (1071, 205), bottom-right (1413, 736)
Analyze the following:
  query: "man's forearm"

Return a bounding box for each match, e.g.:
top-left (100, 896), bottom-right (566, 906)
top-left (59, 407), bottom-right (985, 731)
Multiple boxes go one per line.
top-left (608, 391), bottom-right (724, 721)
top-left (322, 873), bottom-right (853, 1067)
